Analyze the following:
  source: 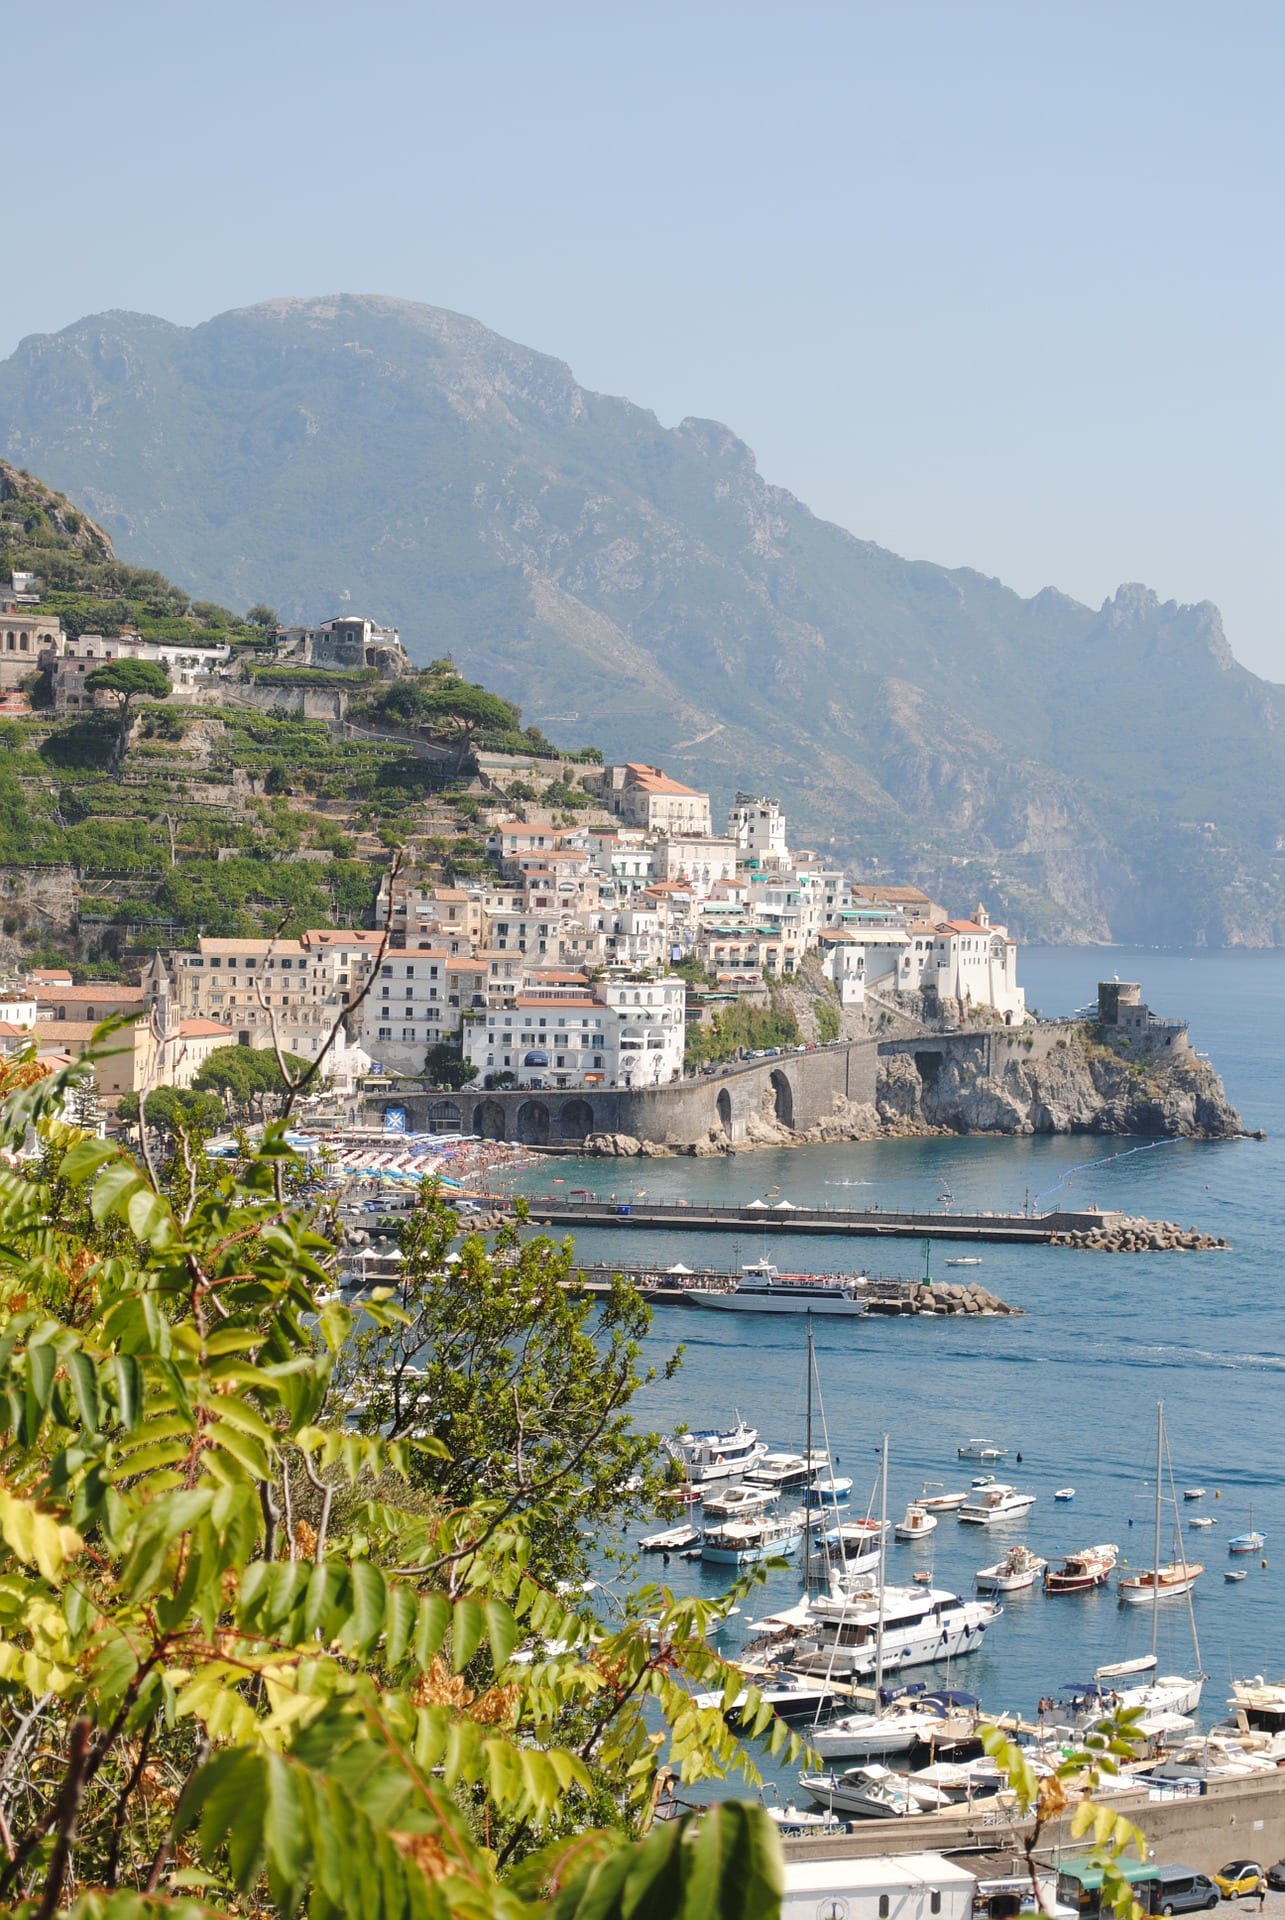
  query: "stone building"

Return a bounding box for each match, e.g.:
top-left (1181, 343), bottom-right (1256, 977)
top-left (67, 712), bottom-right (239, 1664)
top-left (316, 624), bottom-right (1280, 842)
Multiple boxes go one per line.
top-left (275, 616), bottom-right (410, 678)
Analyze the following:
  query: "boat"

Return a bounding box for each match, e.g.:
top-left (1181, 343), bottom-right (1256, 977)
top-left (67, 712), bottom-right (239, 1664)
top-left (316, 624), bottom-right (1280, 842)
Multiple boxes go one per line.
top-left (805, 1476), bottom-right (854, 1507)
top-left (702, 1482), bottom-right (778, 1520)
top-left (894, 1502), bottom-right (938, 1542)
top-left (684, 1262), bottom-right (868, 1316)
top-left (638, 1522), bottom-right (700, 1552)
top-left (1183, 1487), bottom-right (1206, 1501)
top-left (798, 1762), bottom-right (953, 1819)
top-left (695, 1672), bottom-right (839, 1727)
top-left (945, 1257), bottom-right (983, 1267)
top-left (957, 1482), bottom-right (1036, 1526)
top-left (701, 1508), bottom-right (806, 1566)
top-left (1226, 1569), bottom-right (1248, 1583)
top-left (1228, 1505), bottom-right (1266, 1554)
top-left (1117, 1403), bottom-right (1205, 1607)
top-left (1054, 1487), bottom-right (1076, 1502)
top-left (1189, 1515), bottom-right (1215, 1529)
top-left (976, 1544), bottom-right (1047, 1593)
top-left (806, 1685), bottom-right (981, 1759)
top-left (958, 1439), bottom-right (1007, 1461)
top-left (789, 1577), bottom-right (1002, 1678)
top-left (747, 1449), bottom-right (829, 1492)
top-left (1094, 1654), bottom-right (1204, 1717)
top-left (916, 1481), bottom-right (971, 1512)
top-left (912, 1758), bottom-right (1004, 1802)
top-left (673, 1421), bottom-right (764, 1484)
top-left (1044, 1543), bottom-right (1119, 1593)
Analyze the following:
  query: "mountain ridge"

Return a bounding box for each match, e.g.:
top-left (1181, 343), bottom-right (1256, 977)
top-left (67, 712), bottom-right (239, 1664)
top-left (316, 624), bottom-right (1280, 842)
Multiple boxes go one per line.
top-left (3, 292), bottom-right (1283, 946)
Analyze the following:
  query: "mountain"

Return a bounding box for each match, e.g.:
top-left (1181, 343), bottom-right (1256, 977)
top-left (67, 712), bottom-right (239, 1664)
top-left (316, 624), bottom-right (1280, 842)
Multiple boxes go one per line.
top-left (2, 292), bottom-right (1283, 946)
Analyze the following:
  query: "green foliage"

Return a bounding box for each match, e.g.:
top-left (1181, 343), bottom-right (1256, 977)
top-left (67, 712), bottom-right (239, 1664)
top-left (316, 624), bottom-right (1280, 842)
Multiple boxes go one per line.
top-left (0, 1049), bottom-right (790, 1916)
top-left (192, 1044), bottom-right (314, 1117)
top-left (814, 997), bottom-right (841, 1044)
top-left (685, 1003), bottom-right (800, 1069)
top-left (423, 1042), bottom-right (479, 1090)
top-left (117, 1085), bottom-right (227, 1137)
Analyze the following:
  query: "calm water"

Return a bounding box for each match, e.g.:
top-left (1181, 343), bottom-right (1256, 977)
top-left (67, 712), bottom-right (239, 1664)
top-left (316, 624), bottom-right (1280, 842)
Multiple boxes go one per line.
top-left (509, 950), bottom-right (1285, 1767)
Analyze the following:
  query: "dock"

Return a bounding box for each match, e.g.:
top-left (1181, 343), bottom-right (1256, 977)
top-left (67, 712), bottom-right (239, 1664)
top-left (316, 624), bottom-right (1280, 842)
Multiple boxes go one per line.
top-left (511, 1195), bottom-right (1119, 1246)
top-left (563, 1264), bottom-right (1021, 1316)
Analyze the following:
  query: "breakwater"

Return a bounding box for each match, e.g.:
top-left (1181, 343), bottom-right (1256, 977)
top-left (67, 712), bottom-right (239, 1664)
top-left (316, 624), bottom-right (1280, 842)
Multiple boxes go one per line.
top-left (564, 1263), bottom-right (1022, 1316)
top-left (509, 1195), bottom-right (1222, 1250)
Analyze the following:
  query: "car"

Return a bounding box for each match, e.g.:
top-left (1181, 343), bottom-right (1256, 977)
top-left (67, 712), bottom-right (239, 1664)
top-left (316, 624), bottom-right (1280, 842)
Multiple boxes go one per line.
top-left (1267, 1865), bottom-right (1285, 1895)
top-left (1214, 1863), bottom-right (1264, 1901)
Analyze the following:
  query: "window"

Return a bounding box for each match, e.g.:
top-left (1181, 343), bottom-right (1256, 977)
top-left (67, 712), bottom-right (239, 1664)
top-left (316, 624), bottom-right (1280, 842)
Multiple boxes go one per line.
top-left (402, 1027), bottom-right (416, 1041)
top-left (381, 986), bottom-right (390, 998)
top-left (405, 965), bottom-right (414, 977)
top-left (381, 964), bottom-right (392, 977)
top-left (378, 1027), bottom-right (391, 1041)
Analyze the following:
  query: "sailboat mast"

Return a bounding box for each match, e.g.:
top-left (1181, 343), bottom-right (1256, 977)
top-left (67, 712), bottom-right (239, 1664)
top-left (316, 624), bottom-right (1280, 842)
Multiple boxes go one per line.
top-left (874, 1432), bottom-right (889, 1698)
top-left (803, 1315), bottom-right (813, 1591)
top-left (1151, 1400), bottom-right (1163, 1662)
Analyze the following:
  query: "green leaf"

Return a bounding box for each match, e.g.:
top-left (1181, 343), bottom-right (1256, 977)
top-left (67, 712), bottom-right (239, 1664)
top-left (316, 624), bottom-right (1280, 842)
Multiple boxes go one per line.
top-left (485, 1595), bottom-right (519, 1671)
top-left (90, 1159), bottom-right (144, 1223)
top-left (451, 1595), bottom-right (485, 1672)
top-left (66, 1350), bottom-right (100, 1432)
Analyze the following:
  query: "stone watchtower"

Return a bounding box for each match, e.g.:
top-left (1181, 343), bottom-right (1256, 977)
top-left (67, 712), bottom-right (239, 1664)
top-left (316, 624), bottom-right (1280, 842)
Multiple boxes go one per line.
top-left (1096, 980), bottom-right (1191, 1055)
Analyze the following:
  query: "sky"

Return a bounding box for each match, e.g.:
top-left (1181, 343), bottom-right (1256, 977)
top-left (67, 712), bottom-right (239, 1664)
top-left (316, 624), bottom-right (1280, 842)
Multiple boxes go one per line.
top-left (5, 1), bottom-right (1282, 674)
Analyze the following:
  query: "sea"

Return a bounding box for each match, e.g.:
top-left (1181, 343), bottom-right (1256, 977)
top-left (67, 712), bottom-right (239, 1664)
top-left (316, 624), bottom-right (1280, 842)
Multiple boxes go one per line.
top-left (503, 948), bottom-right (1285, 1783)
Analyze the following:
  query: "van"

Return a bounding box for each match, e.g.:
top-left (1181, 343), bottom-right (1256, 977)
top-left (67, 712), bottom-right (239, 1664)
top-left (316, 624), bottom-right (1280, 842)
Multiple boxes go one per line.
top-left (1153, 1869), bottom-right (1218, 1916)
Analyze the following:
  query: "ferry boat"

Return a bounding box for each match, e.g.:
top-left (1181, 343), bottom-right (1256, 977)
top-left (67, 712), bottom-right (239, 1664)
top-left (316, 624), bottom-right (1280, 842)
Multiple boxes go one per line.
top-left (1044, 1543), bottom-right (1119, 1593)
top-left (684, 1262), bottom-right (868, 1316)
top-left (673, 1421), bottom-right (764, 1484)
top-left (788, 1579), bottom-right (1001, 1678)
top-left (701, 1508), bottom-right (805, 1566)
top-left (957, 1482), bottom-right (1037, 1526)
top-left (975, 1544), bottom-right (1047, 1593)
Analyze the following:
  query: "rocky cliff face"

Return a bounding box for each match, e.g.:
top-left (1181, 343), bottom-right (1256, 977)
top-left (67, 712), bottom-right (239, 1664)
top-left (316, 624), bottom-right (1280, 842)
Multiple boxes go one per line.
top-left (876, 1032), bottom-right (1243, 1140)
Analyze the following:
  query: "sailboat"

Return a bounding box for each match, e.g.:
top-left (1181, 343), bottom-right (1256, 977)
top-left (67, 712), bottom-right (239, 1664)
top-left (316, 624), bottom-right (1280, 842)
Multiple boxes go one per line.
top-left (1228, 1505), bottom-right (1266, 1555)
top-left (1113, 1402), bottom-right (1206, 1715)
top-left (1119, 1403), bottom-right (1205, 1605)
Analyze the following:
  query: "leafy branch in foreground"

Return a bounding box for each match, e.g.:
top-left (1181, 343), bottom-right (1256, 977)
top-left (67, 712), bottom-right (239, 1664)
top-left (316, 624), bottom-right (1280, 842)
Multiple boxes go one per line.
top-left (0, 1044), bottom-right (787, 1917)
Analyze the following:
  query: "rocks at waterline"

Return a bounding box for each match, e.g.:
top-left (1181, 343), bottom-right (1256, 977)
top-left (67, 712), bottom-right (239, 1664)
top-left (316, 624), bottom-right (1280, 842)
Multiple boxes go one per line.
top-left (1048, 1215), bottom-right (1228, 1252)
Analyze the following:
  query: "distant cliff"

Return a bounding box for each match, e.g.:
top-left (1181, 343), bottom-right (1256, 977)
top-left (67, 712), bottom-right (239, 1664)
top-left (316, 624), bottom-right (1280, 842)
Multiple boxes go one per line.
top-left (4, 295), bottom-right (1285, 944)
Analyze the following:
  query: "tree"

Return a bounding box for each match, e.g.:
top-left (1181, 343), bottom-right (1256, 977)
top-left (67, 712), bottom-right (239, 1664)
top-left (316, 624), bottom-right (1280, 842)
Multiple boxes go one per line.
top-left (83, 658), bottom-right (172, 770)
top-left (193, 1042), bottom-right (313, 1119)
top-left (0, 1053), bottom-right (792, 1916)
top-left (245, 602), bottom-right (280, 628)
top-left (424, 1041), bottom-right (479, 1089)
top-left (117, 1084), bottom-right (226, 1136)
top-left (418, 682), bottom-right (521, 754)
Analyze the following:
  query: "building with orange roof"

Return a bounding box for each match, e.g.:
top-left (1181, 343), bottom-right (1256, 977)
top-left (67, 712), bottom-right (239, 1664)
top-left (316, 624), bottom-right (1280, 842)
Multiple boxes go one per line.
top-left (603, 763), bottom-right (712, 837)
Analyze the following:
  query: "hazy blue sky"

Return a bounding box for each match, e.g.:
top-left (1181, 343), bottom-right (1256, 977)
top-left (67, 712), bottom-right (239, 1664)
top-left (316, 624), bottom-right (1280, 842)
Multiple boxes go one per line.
top-left (6, 2), bottom-right (1281, 672)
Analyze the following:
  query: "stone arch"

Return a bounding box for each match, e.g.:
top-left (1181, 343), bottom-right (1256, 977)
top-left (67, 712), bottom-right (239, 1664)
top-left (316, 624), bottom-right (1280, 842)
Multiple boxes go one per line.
top-left (769, 1068), bottom-right (794, 1129)
top-left (427, 1099), bottom-right (462, 1134)
top-left (515, 1100), bottom-right (550, 1146)
top-left (559, 1097), bottom-right (594, 1141)
top-left (716, 1087), bottom-right (732, 1133)
top-left (473, 1099), bottom-right (506, 1141)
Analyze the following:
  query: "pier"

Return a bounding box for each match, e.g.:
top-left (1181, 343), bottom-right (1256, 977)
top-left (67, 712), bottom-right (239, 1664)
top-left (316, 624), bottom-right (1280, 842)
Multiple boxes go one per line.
top-left (563, 1263), bottom-right (1021, 1315)
top-left (512, 1195), bottom-right (1120, 1246)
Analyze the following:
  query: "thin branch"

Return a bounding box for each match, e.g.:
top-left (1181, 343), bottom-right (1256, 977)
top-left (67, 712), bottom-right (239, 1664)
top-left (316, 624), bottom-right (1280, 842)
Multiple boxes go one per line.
top-left (33, 1715), bottom-right (91, 1920)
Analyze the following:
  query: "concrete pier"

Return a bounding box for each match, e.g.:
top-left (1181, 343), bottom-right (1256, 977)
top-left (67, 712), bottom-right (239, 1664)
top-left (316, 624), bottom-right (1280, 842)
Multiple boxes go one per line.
top-left (514, 1195), bottom-right (1120, 1246)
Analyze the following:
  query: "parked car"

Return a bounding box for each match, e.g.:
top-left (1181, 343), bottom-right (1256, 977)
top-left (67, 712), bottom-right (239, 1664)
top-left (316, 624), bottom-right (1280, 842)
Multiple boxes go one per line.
top-left (1214, 1864), bottom-right (1263, 1901)
top-left (1266, 1865), bottom-right (1285, 1894)
top-left (1153, 1868), bottom-right (1219, 1914)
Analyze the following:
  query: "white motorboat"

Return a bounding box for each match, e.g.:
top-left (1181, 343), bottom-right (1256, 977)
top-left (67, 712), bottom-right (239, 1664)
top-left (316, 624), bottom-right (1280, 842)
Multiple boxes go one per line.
top-left (685, 1262), bottom-right (868, 1316)
top-left (694, 1673), bottom-right (838, 1726)
top-left (799, 1762), bottom-right (953, 1818)
top-left (790, 1577), bottom-right (1002, 1678)
top-left (702, 1508), bottom-right (805, 1566)
top-left (913, 1758), bottom-right (1004, 1802)
top-left (1183, 1487), bottom-right (1206, 1501)
top-left (764, 1803), bottom-right (844, 1833)
top-left (806, 1476), bottom-right (854, 1506)
top-left (1054, 1487), bottom-right (1076, 1502)
top-left (638, 1522), bottom-right (700, 1552)
top-left (958, 1439), bottom-right (1007, 1461)
top-left (945, 1257), bottom-right (983, 1267)
top-left (1094, 1655), bottom-right (1204, 1717)
top-left (1189, 1515), bottom-right (1215, 1529)
top-left (895, 1502), bottom-right (938, 1542)
top-left (975, 1544), bottom-right (1047, 1593)
top-left (807, 1686), bottom-right (980, 1760)
top-left (702, 1482), bottom-right (778, 1520)
top-left (957, 1482), bottom-right (1036, 1526)
top-left (673, 1421), bottom-right (764, 1484)
top-left (748, 1449), bottom-right (828, 1491)
top-left (916, 1481), bottom-right (970, 1512)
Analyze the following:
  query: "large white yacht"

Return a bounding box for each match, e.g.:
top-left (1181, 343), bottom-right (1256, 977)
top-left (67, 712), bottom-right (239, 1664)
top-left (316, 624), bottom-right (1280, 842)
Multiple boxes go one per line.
top-left (787, 1578), bottom-right (1001, 1678)
top-left (957, 1481), bottom-right (1036, 1526)
top-left (673, 1421), bottom-right (764, 1484)
top-left (684, 1263), bottom-right (868, 1317)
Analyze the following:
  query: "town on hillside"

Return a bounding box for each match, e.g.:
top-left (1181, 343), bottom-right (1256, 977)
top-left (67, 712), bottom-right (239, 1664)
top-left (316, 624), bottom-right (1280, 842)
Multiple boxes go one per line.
top-left (2, 575), bottom-right (1029, 1132)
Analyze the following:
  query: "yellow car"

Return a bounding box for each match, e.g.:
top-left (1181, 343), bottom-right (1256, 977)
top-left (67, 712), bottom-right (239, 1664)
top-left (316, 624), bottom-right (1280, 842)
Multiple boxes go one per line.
top-left (1214, 1863), bottom-right (1263, 1901)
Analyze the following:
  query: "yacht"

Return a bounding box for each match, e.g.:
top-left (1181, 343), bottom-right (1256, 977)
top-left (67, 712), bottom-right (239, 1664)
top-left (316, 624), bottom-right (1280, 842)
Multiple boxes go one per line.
top-left (673, 1422), bottom-right (764, 1484)
top-left (798, 1762), bottom-right (953, 1818)
top-left (1094, 1655), bottom-right (1204, 1717)
top-left (702, 1482), bottom-right (778, 1520)
top-left (975, 1544), bottom-right (1046, 1593)
top-left (808, 1686), bottom-right (980, 1760)
top-left (748, 1449), bottom-right (828, 1492)
top-left (685, 1262), bottom-right (868, 1317)
top-left (789, 1577), bottom-right (1001, 1678)
top-left (957, 1482), bottom-right (1036, 1526)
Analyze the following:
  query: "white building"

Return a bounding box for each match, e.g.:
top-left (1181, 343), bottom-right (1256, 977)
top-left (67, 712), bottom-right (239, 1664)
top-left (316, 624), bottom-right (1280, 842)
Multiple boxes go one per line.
top-left (462, 974), bottom-right (686, 1091)
top-left (818, 926), bottom-right (910, 1005)
top-left (727, 792), bottom-right (790, 870)
top-left (898, 906), bottom-right (1026, 1023)
top-left (52, 633), bottom-right (231, 711)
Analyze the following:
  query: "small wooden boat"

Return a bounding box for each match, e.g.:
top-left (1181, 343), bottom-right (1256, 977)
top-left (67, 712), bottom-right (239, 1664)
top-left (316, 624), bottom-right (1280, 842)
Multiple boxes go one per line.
top-left (1045, 1543), bottom-right (1119, 1593)
top-left (1225, 1569), bottom-right (1248, 1583)
top-left (1054, 1487), bottom-right (1075, 1501)
top-left (1228, 1505), bottom-right (1265, 1555)
top-left (1118, 1561), bottom-right (1204, 1605)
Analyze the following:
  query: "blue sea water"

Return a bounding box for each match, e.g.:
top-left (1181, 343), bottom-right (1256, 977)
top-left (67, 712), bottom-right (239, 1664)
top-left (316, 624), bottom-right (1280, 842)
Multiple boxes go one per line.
top-left (508, 949), bottom-right (1285, 1767)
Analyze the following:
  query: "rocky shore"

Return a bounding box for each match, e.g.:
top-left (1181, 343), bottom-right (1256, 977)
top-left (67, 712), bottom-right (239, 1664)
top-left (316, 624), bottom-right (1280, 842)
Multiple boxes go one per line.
top-left (1048, 1215), bottom-right (1229, 1252)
